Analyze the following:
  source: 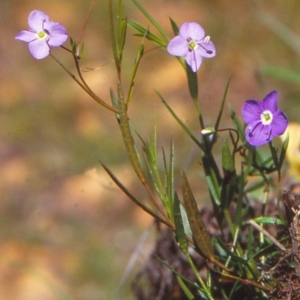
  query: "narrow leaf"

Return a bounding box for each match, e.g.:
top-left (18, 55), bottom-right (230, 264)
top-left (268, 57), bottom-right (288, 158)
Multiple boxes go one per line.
top-left (169, 18), bottom-right (179, 35)
top-left (126, 41), bottom-right (144, 107)
top-left (220, 140), bottom-right (236, 208)
top-left (222, 139), bottom-right (235, 173)
top-left (234, 171), bottom-right (245, 226)
top-left (110, 88), bottom-right (120, 119)
top-left (117, 83), bottom-right (145, 182)
top-left (261, 65), bottom-right (300, 83)
top-left (229, 104), bottom-right (245, 142)
top-left (167, 139), bottom-right (175, 219)
top-left (176, 275), bottom-right (195, 300)
top-left (131, 0), bottom-right (170, 42)
top-left (117, 17), bottom-right (127, 63)
top-left (252, 216), bottom-right (285, 226)
top-left (156, 91), bottom-right (204, 150)
top-left (156, 256), bottom-right (200, 288)
top-left (127, 20), bottom-right (165, 46)
top-left (186, 62), bottom-right (198, 100)
top-left (181, 170), bottom-right (214, 259)
top-left (180, 203), bottom-right (192, 238)
top-left (268, 141), bottom-right (279, 169)
top-left (101, 163), bottom-right (169, 225)
top-left (214, 77), bottom-right (231, 133)
top-left (181, 171), bottom-right (230, 271)
top-left (174, 192), bottom-right (188, 254)
top-left (259, 12), bottom-right (300, 55)
top-left (109, 0), bottom-right (119, 69)
top-left (279, 133), bottom-right (289, 170)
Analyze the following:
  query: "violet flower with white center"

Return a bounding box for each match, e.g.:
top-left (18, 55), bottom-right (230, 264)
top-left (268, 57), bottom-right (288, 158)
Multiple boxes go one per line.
top-left (15, 10), bottom-right (68, 59)
top-left (242, 90), bottom-right (288, 147)
top-left (167, 22), bottom-right (216, 72)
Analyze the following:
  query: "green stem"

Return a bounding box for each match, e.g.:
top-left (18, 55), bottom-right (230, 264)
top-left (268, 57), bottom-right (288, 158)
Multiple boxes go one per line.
top-left (117, 81), bottom-right (145, 182)
top-left (52, 51), bottom-right (119, 113)
top-left (186, 255), bottom-right (214, 300)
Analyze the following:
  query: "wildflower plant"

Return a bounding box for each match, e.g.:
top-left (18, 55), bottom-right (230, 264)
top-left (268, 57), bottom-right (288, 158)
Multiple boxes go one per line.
top-left (16, 0), bottom-right (300, 299)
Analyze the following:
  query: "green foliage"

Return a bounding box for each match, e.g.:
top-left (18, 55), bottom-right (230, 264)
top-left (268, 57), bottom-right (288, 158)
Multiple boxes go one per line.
top-left (181, 170), bottom-right (214, 261)
top-left (127, 20), bottom-right (166, 47)
top-left (29, 0), bottom-right (297, 298)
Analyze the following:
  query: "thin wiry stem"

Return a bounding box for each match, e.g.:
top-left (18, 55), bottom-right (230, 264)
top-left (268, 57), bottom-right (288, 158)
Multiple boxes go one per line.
top-left (56, 47), bottom-right (119, 113)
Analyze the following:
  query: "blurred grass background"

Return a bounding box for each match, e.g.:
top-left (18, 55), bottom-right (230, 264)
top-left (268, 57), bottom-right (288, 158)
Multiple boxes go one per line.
top-left (1, 0), bottom-right (300, 299)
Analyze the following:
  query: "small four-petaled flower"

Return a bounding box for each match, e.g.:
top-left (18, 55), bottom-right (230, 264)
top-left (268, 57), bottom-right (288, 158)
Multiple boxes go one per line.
top-left (167, 22), bottom-right (216, 72)
top-left (15, 10), bottom-right (68, 59)
top-left (242, 90), bottom-right (288, 146)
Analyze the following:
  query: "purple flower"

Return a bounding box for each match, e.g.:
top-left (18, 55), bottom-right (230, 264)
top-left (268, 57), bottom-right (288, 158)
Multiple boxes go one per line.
top-left (15, 10), bottom-right (68, 59)
top-left (242, 91), bottom-right (288, 146)
top-left (167, 22), bottom-right (216, 72)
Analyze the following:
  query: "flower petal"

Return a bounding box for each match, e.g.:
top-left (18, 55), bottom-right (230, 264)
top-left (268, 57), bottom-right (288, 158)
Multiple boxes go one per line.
top-left (167, 36), bottom-right (188, 56)
top-left (29, 39), bottom-right (50, 59)
top-left (242, 100), bottom-right (264, 123)
top-left (15, 30), bottom-right (36, 42)
top-left (198, 40), bottom-right (216, 58)
top-left (262, 90), bottom-right (278, 112)
top-left (186, 50), bottom-right (202, 72)
top-left (271, 110), bottom-right (288, 136)
top-left (28, 10), bottom-right (50, 32)
top-left (245, 122), bottom-right (272, 146)
top-left (46, 22), bottom-right (68, 47)
top-left (179, 22), bottom-right (205, 41)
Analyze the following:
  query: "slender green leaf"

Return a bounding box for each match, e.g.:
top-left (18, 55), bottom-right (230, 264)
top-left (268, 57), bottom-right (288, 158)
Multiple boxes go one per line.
top-left (220, 140), bottom-right (236, 209)
top-left (279, 133), bottom-right (289, 170)
top-left (174, 192), bottom-right (188, 254)
top-left (156, 256), bottom-right (200, 289)
top-left (205, 173), bottom-right (221, 206)
top-left (181, 170), bottom-right (214, 260)
top-left (229, 104), bottom-right (245, 142)
top-left (201, 149), bottom-right (222, 207)
top-left (176, 276), bottom-right (195, 300)
top-left (131, 0), bottom-right (170, 42)
top-left (117, 17), bottom-right (127, 63)
top-left (117, 82), bottom-right (145, 182)
top-left (214, 77), bottom-right (231, 134)
top-left (169, 18), bottom-right (179, 35)
top-left (101, 163), bottom-right (169, 225)
top-left (234, 171), bottom-right (245, 226)
top-left (261, 65), bottom-right (300, 83)
top-left (110, 88), bottom-right (120, 118)
top-left (252, 216), bottom-right (285, 226)
top-left (216, 236), bottom-right (249, 266)
top-left (244, 180), bottom-right (266, 194)
top-left (126, 41), bottom-right (144, 107)
top-left (109, 0), bottom-right (119, 69)
top-left (79, 42), bottom-right (85, 59)
top-left (246, 226), bottom-right (254, 257)
top-left (127, 20), bottom-right (166, 46)
top-left (180, 203), bottom-right (192, 238)
top-left (167, 139), bottom-right (175, 219)
top-left (269, 141), bottom-right (279, 169)
top-left (259, 12), bottom-right (300, 55)
top-left (156, 91), bottom-right (204, 150)
top-left (186, 62), bottom-right (198, 100)
top-left (222, 140), bottom-right (235, 172)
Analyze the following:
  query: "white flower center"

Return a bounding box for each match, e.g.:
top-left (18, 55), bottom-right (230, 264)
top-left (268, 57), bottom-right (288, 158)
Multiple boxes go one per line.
top-left (36, 30), bottom-right (48, 40)
top-left (187, 38), bottom-right (198, 51)
top-left (260, 110), bottom-right (273, 125)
